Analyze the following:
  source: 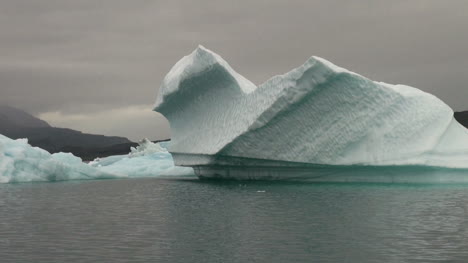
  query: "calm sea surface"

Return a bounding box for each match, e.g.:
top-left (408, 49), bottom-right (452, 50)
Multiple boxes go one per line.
top-left (2, 177), bottom-right (468, 262)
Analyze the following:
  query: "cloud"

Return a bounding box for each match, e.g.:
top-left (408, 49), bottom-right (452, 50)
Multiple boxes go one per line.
top-left (39, 105), bottom-right (170, 141)
top-left (1, 0), bottom-right (468, 139)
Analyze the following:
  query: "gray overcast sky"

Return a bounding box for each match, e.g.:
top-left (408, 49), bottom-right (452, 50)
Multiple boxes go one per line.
top-left (1, 0), bottom-right (467, 141)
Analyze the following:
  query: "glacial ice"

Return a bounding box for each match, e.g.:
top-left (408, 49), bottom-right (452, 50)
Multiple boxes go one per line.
top-left (0, 134), bottom-right (121, 183)
top-left (154, 46), bottom-right (468, 180)
top-left (89, 139), bottom-right (194, 177)
top-left (0, 134), bottom-right (193, 183)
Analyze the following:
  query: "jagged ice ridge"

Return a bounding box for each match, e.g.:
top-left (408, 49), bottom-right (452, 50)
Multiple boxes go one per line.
top-left (0, 135), bottom-right (193, 184)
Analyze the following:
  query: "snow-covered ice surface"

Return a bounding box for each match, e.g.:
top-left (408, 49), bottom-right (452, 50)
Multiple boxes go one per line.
top-left (154, 46), bottom-right (468, 181)
top-left (0, 134), bottom-right (122, 183)
top-left (90, 139), bottom-right (194, 178)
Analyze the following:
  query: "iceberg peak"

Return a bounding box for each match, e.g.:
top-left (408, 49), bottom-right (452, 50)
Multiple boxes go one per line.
top-left (154, 45), bottom-right (256, 111)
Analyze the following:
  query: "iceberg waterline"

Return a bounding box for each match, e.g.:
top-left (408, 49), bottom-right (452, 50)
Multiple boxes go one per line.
top-left (0, 135), bottom-right (194, 183)
top-left (154, 46), bottom-right (468, 180)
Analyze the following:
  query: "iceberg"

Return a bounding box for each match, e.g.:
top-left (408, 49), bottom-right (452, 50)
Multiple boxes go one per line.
top-left (0, 134), bottom-right (193, 184)
top-left (89, 139), bottom-right (195, 178)
top-left (0, 134), bottom-right (122, 183)
top-left (154, 46), bottom-right (468, 182)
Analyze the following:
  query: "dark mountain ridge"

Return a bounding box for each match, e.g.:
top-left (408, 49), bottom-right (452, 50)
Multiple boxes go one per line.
top-left (454, 111), bottom-right (468, 128)
top-left (0, 105), bottom-right (50, 128)
top-left (0, 105), bottom-right (132, 155)
top-left (61, 139), bottom-right (170, 161)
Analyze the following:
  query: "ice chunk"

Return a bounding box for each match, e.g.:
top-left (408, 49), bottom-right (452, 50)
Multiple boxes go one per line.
top-left (128, 138), bottom-right (166, 157)
top-left (0, 134), bottom-right (122, 183)
top-left (154, 46), bottom-right (468, 180)
top-left (90, 139), bottom-right (194, 177)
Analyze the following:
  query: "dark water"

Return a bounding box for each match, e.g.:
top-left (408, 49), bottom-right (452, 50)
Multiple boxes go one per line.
top-left (2, 178), bottom-right (468, 263)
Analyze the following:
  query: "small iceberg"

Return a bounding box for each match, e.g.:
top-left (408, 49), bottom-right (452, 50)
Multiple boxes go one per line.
top-left (0, 134), bottom-right (193, 184)
top-left (0, 134), bottom-right (121, 183)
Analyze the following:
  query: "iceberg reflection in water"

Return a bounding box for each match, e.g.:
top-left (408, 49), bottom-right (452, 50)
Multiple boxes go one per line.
top-left (194, 164), bottom-right (468, 184)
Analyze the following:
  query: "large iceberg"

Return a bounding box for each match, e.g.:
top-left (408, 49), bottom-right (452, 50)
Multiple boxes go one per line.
top-left (154, 46), bottom-right (468, 182)
top-left (0, 134), bottom-right (121, 183)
